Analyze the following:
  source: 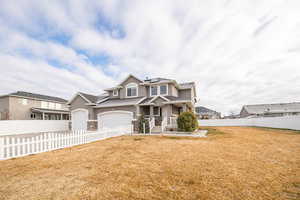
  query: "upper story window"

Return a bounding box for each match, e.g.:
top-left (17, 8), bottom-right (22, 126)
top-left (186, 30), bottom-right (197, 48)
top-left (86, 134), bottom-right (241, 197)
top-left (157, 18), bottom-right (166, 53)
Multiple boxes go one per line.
top-left (22, 98), bottom-right (28, 105)
top-left (113, 89), bottom-right (118, 96)
top-left (126, 83), bottom-right (138, 97)
top-left (55, 103), bottom-right (62, 110)
top-left (151, 86), bottom-right (158, 96)
top-left (159, 85), bottom-right (167, 95)
top-left (49, 102), bottom-right (55, 109)
top-left (150, 84), bottom-right (168, 96)
top-left (41, 101), bottom-right (48, 108)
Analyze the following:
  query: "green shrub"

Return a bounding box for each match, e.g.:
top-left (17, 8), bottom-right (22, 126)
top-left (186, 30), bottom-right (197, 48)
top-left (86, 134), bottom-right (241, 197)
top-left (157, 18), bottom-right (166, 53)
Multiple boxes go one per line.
top-left (138, 115), bottom-right (150, 133)
top-left (177, 112), bottom-right (198, 132)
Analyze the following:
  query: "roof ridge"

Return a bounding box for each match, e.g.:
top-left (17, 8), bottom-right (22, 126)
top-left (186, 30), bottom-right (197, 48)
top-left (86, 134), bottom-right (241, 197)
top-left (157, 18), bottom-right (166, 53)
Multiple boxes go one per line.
top-left (9, 91), bottom-right (67, 102)
top-left (245, 102), bottom-right (300, 107)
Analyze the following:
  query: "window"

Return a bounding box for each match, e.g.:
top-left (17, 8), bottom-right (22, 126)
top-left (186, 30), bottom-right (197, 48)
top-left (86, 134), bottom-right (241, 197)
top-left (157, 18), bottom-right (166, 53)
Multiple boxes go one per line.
top-left (150, 86), bottom-right (158, 96)
top-left (49, 102), bottom-right (55, 109)
top-left (55, 103), bottom-right (61, 110)
top-left (126, 83), bottom-right (138, 97)
top-left (30, 113), bottom-right (36, 119)
top-left (153, 107), bottom-right (160, 116)
top-left (41, 101), bottom-right (48, 108)
top-left (150, 84), bottom-right (168, 96)
top-left (113, 89), bottom-right (118, 96)
top-left (22, 99), bottom-right (28, 105)
top-left (160, 85), bottom-right (167, 95)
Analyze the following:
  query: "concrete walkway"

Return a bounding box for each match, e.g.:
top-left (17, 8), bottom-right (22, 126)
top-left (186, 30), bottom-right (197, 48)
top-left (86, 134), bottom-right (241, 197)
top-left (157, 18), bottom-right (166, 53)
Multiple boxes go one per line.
top-left (131, 130), bottom-right (207, 137)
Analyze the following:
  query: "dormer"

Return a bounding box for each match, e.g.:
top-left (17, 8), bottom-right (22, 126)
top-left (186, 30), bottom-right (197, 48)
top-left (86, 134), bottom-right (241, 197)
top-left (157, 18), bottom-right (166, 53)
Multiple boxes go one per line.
top-left (126, 82), bottom-right (138, 98)
top-left (104, 74), bottom-right (146, 99)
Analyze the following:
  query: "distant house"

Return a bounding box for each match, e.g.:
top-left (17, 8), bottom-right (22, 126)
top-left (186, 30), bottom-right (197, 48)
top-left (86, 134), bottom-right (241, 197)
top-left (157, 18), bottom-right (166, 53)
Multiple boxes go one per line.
top-left (223, 114), bottom-right (240, 119)
top-left (240, 102), bottom-right (300, 118)
top-left (195, 106), bottom-right (221, 119)
top-left (0, 91), bottom-right (70, 120)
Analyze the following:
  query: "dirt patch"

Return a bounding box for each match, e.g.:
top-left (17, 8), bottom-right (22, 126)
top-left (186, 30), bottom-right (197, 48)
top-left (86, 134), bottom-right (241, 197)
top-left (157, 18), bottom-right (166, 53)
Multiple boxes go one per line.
top-left (0, 127), bottom-right (299, 200)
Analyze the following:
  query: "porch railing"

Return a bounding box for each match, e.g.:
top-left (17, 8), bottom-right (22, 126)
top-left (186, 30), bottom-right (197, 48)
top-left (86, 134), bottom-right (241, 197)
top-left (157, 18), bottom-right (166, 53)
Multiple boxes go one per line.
top-left (168, 116), bottom-right (178, 128)
top-left (161, 117), bottom-right (167, 132)
top-left (149, 117), bottom-right (155, 134)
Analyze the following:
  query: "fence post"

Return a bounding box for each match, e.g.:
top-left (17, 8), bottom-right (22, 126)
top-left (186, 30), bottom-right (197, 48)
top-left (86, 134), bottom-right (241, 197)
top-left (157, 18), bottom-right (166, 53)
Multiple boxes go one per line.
top-left (143, 123), bottom-right (145, 134)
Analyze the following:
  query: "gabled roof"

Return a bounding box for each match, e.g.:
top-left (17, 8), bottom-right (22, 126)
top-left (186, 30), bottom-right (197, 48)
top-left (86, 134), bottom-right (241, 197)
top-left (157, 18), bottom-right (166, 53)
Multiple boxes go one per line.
top-left (242, 102), bottom-right (300, 114)
top-left (94, 97), bottom-right (145, 108)
top-left (148, 95), bottom-right (170, 103)
top-left (31, 107), bottom-right (69, 114)
top-left (195, 106), bottom-right (219, 114)
top-left (139, 96), bottom-right (192, 105)
top-left (3, 91), bottom-right (67, 103)
top-left (104, 74), bottom-right (143, 91)
top-left (67, 92), bottom-right (108, 105)
top-left (179, 82), bottom-right (195, 89)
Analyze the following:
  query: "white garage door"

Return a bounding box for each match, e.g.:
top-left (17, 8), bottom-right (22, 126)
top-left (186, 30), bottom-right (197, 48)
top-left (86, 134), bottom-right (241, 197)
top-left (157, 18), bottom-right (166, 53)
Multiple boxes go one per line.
top-left (72, 109), bottom-right (88, 130)
top-left (98, 111), bottom-right (133, 132)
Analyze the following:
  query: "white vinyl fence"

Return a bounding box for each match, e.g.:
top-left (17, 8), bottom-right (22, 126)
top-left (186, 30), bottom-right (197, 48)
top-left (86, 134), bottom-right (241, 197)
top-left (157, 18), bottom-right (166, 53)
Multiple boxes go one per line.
top-left (0, 120), bottom-right (69, 135)
top-left (0, 127), bottom-right (131, 160)
top-left (199, 116), bottom-right (300, 130)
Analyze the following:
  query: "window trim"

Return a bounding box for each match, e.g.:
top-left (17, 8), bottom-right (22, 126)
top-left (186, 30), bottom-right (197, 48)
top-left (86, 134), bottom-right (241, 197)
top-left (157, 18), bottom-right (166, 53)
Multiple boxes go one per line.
top-left (150, 84), bottom-right (168, 96)
top-left (126, 83), bottom-right (138, 98)
top-left (150, 85), bottom-right (158, 97)
top-left (159, 84), bottom-right (168, 95)
top-left (113, 89), bottom-right (119, 96)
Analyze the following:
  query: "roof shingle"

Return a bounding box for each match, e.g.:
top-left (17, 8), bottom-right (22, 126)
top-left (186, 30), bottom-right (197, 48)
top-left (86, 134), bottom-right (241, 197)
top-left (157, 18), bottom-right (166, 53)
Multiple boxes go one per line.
top-left (8, 91), bottom-right (67, 103)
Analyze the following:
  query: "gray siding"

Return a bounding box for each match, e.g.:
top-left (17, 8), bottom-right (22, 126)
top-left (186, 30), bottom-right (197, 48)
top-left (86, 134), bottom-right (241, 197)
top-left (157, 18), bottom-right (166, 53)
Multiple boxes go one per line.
top-left (69, 96), bottom-right (94, 120)
top-left (9, 96), bottom-right (42, 120)
top-left (169, 84), bottom-right (178, 97)
top-left (119, 76), bottom-right (145, 99)
top-left (178, 89), bottom-right (192, 100)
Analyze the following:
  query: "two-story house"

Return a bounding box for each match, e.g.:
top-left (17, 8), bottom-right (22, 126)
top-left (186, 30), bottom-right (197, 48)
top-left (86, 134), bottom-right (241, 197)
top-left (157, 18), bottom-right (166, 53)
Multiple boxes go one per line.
top-left (68, 74), bottom-right (197, 131)
top-left (0, 91), bottom-right (70, 120)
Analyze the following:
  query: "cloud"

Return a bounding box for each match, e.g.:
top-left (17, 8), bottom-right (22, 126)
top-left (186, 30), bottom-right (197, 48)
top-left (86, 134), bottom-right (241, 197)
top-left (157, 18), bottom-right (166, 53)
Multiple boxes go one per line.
top-left (0, 0), bottom-right (300, 114)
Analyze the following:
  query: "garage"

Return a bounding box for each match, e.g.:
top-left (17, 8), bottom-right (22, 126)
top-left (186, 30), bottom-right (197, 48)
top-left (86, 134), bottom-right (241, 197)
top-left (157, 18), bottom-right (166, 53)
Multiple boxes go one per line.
top-left (71, 109), bottom-right (88, 130)
top-left (97, 111), bottom-right (133, 131)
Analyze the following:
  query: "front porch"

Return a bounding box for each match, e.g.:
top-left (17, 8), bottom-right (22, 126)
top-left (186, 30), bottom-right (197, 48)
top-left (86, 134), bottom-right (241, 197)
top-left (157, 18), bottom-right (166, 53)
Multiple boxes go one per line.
top-left (137, 101), bottom-right (194, 132)
top-left (31, 107), bottom-right (70, 120)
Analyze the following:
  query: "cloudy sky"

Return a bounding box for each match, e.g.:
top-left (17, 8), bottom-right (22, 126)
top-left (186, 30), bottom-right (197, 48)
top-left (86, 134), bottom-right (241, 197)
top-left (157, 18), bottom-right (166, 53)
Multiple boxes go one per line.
top-left (0, 0), bottom-right (299, 115)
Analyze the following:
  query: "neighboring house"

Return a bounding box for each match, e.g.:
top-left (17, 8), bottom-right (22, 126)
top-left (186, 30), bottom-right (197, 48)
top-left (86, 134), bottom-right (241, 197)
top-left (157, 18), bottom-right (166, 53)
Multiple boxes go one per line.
top-left (68, 74), bottom-right (197, 131)
top-left (0, 91), bottom-right (70, 120)
top-left (240, 102), bottom-right (300, 118)
top-left (195, 106), bottom-right (221, 119)
top-left (223, 114), bottom-right (240, 119)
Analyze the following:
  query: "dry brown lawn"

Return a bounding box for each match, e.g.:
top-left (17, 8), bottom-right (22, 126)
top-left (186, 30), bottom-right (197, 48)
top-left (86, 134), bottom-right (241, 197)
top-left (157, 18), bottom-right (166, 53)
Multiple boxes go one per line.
top-left (0, 127), bottom-right (299, 200)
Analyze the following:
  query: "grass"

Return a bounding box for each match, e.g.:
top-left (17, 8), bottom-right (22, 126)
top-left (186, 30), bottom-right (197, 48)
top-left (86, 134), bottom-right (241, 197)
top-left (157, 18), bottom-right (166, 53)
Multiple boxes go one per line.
top-left (0, 127), bottom-right (299, 200)
top-left (199, 126), bottom-right (226, 135)
top-left (248, 126), bottom-right (300, 134)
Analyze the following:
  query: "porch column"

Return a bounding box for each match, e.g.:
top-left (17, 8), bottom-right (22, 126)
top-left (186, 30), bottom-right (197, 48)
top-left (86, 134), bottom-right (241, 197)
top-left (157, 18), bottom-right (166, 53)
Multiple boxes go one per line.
top-left (61, 113), bottom-right (63, 120)
top-left (150, 105), bottom-right (154, 119)
top-left (136, 105), bottom-right (141, 118)
top-left (42, 112), bottom-right (45, 120)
